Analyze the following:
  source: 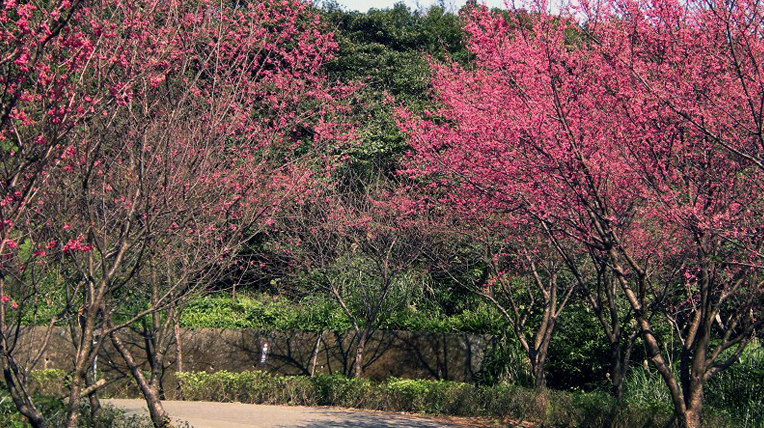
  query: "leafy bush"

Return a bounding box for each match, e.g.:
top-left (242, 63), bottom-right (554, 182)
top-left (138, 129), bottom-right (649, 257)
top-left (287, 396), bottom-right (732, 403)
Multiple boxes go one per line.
top-left (180, 294), bottom-right (352, 331)
top-left (0, 387), bottom-right (153, 428)
top-left (29, 369), bottom-right (67, 398)
top-left (174, 370), bottom-right (317, 405)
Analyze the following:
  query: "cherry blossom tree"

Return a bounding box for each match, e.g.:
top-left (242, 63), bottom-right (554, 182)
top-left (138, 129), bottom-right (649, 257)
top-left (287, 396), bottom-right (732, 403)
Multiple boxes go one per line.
top-left (276, 174), bottom-right (430, 378)
top-left (423, 213), bottom-right (578, 391)
top-left (480, 232), bottom-right (576, 391)
top-left (400, 1), bottom-right (764, 426)
top-left (1, 0), bottom-right (351, 427)
top-left (0, 0), bottom-right (157, 425)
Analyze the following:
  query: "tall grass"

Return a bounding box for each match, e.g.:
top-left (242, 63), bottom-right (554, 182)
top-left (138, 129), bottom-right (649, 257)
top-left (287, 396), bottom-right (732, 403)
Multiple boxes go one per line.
top-left (705, 344), bottom-right (764, 428)
top-left (623, 344), bottom-right (764, 428)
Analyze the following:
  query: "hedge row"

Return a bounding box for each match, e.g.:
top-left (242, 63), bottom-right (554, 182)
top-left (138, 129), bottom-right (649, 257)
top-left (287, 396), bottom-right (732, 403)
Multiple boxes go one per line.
top-left (175, 370), bottom-right (696, 428)
top-left (22, 369), bottom-right (747, 427)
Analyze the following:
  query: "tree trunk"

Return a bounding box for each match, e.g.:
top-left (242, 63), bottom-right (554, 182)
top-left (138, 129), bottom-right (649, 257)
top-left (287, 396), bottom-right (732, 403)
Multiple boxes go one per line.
top-left (529, 315), bottom-right (554, 391)
top-left (678, 373), bottom-right (704, 428)
top-left (173, 311), bottom-right (183, 399)
top-left (609, 341), bottom-right (627, 401)
top-left (310, 333), bottom-right (322, 377)
top-left (530, 350), bottom-right (547, 390)
top-left (65, 312), bottom-right (97, 428)
top-left (173, 314), bottom-right (183, 374)
top-left (110, 330), bottom-right (171, 428)
top-left (84, 369), bottom-right (102, 420)
top-left (64, 365), bottom-right (84, 428)
top-left (354, 332), bottom-right (367, 378)
top-left (679, 407), bottom-right (702, 428)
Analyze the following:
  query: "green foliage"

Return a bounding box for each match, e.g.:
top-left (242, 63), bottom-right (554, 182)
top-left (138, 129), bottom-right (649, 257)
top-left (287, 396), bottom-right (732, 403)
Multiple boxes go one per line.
top-left (546, 303), bottom-right (610, 390)
top-left (705, 343), bottom-right (764, 427)
top-left (29, 369), bottom-right (67, 398)
top-left (180, 292), bottom-right (508, 333)
top-left (323, 3), bottom-right (467, 98)
top-left (175, 370), bottom-right (318, 405)
top-left (0, 387), bottom-right (153, 428)
top-left (475, 333), bottom-right (534, 387)
top-left (324, 253), bottom-right (422, 331)
top-left (180, 294), bottom-right (352, 331)
top-left (311, 374), bottom-right (379, 407)
top-left (316, 2), bottom-right (469, 174)
top-left (622, 367), bottom-right (672, 407)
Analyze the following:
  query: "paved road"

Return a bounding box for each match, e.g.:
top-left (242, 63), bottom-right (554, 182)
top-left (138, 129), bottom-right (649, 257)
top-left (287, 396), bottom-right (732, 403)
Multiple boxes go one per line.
top-left (105, 399), bottom-right (485, 428)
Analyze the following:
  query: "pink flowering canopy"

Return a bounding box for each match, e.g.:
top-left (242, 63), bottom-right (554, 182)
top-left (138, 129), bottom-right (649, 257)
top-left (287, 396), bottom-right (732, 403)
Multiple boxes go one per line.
top-left (399, 0), bottom-right (764, 425)
top-left (1, 1), bottom-right (354, 426)
top-left (2, 0), bottom-right (352, 274)
top-left (401, 0), bottom-right (764, 303)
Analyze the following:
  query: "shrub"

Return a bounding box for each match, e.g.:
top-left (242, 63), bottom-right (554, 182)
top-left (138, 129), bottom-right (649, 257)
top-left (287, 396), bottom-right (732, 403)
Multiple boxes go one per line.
top-left (0, 387), bottom-right (154, 428)
top-left (29, 369), bottom-right (67, 398)
top-left (175, 370), bottom-right (317, 405)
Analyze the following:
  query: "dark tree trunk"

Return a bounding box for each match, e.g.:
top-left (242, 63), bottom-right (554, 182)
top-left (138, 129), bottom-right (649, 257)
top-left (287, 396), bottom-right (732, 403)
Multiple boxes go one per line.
top-left (608, 339), bottom-right (631, 401)
top-left (532, 360), bottom-right (547, 390)
top-left (110, 330), bottom-right (171, 428)
top-left (354, 331), bottom-right (367, 378)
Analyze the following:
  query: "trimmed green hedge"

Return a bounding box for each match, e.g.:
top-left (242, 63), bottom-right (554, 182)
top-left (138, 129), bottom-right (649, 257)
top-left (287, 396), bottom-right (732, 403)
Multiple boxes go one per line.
top-left (176, 370), bottom-right (712, 428)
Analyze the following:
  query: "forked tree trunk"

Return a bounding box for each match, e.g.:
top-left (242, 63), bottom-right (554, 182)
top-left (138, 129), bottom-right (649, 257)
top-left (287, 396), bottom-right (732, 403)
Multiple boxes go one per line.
top-left (608, 333), bottom-right (636, 402)
top-left (110, 330), bottom-right (171, 428)
top-left (531, 362), bottom-right (547, 390)
top-left (526, 303), bottom-right (555, 391)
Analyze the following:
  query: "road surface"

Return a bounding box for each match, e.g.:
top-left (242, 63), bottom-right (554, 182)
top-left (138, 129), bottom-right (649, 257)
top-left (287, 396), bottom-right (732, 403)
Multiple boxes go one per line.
top-left (105, 399), bottom-right (492, 428)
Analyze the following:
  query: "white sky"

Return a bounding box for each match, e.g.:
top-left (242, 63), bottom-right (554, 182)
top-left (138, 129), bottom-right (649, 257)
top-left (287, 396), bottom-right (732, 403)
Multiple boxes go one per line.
top-left (331, 0), bottom-right (508, 13)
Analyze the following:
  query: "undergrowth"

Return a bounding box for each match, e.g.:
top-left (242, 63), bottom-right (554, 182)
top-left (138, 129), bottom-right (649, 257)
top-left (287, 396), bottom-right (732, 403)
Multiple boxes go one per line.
top-left (175, 370), bottom-right (747, 428)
